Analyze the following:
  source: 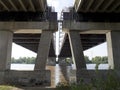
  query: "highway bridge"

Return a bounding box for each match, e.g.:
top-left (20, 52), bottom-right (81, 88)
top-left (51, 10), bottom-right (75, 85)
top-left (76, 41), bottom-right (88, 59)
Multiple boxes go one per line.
top-left (60, 0), bottom-right (120, 57)
top-left (59, 0), bottom-right (120, 82)
top-left (0, 0), bottom-right (120, 87)
top-left (0, 0), bottom-right (57, 87)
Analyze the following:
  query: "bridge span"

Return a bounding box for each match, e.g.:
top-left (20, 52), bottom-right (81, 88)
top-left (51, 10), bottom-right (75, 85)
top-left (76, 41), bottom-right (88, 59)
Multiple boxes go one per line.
top-left (58, 0), bottom-right (120, 82)
top-left (0, 0), bottom-right (57, 87)
top-left (0, 0), bottom-right (120, 88)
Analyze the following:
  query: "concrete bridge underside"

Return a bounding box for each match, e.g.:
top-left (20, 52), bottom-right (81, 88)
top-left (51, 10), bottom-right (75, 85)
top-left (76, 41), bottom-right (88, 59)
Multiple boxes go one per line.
top-left (13, 33), bottom-right (56, 57)
top-left (75, 0), bottom-right (120, 13)
top-left (59, 34), bottom-right (106, 57)
top-left (0, 0), bottom-right (58, 87)
top-left (1, 0), bottom-right (120, 87)
top-left (0, 0), bottom-right (46, 12)
top-left (57, 0), bottom-right (120, 83)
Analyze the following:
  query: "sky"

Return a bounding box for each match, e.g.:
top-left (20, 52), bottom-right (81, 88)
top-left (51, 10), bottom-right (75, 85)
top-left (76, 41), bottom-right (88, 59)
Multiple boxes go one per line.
top-left (12, 0), bottom-right (107, 59)
top-left (47, 0), bottom-right (75, 12)
top-left (12, 43), bottom-right (37, 59)
top-left (84, 42), bottom-right (107, 60)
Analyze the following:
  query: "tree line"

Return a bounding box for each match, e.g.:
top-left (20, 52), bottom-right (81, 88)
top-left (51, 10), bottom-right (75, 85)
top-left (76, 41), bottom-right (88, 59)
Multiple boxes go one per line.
top-left (11, 57), bottom-right (36, 64)
top-left (85, 56), bottom-right (108, 64)
top-left (11, 56), bottom-right (108, 64)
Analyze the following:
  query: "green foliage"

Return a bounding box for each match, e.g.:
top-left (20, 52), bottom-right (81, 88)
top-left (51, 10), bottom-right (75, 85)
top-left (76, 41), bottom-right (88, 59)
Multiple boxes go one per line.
top-left (65, 58), bottom-right (73, 64)
top-left (84, 56), bottom-right (92, 63)
top-left (84, 56), bottom-right (108, 64)
top-left (92, 56), bottom-right (108, 64)
top-left (56, 71), bottom-right (120, 90)
top-left (95, 63), bottom-right (100, 70)
top-left (0, 85), bottom-right (16, 90)
top-left (11, 57), bottom-right (36, 64)
top-left (56, 82), bottom-right (70, 90)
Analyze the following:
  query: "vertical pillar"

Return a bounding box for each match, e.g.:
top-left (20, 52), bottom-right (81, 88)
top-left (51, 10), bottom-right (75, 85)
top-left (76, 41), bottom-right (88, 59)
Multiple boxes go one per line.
top-left (68, 31), bottom-right (87, 82)
top-left (106, 31), bottom-right (120, 70)
top-left (0, 30), bottom-right (13, 70)
top-left (34, 31), bottom-right (53, 70)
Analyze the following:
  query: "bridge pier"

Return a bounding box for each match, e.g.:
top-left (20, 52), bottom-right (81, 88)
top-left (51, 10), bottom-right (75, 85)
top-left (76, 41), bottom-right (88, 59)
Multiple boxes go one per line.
top-left (106, 31), bottom-right (120, 70)
top-left (0, 30), bottom-right (13, 70)
top-left (34, 30), bottom-right (53, 70)
top-left (68, 30), bottom-right (87, 82)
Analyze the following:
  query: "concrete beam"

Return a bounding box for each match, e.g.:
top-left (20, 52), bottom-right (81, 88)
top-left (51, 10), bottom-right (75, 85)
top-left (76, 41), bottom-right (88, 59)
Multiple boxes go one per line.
top-left (85, 0), bottom-right (94, 12)
top-left (74, 0), bottom-right (83, 12)
top-left (18, 0), bottom-right (27, 11)
top-left (100, 0), bottom-right (114, 12)
top-left (0, 22), bottom-right (57, 32)
top-left (91, 0), bottom-right (104, 12)
top-left (8, 0), bottom-right (18, 11)
top-left (63, 21), bottom-right (120, 31)
top-left (39, 0), bottom-right (46, 11)
top-left (107, 0), bottom-right (120, 12)
top-left (0, 31), bottom-right (13, 70)
top-left (29, 0), bottom-right (36, 12)
top-left (106, 31), bottom-right (120, 70)
top-left (0, 0), bottom-right (9, 11)
top-left (34, 31), bottom-right (53, 70)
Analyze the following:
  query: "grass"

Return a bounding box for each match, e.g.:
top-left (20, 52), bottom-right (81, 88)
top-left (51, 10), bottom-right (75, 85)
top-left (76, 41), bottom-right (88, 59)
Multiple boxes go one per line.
top-left (56, 70), bottom-right (120, 90)
top-left (0, 85), bottom-right (20, 90)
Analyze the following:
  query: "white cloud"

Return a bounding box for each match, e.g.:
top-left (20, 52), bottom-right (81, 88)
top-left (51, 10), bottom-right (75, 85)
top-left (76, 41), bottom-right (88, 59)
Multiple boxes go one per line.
top-left (47, 0), bottom-right (59, 12)
top-left (47, 0), bottom-right (75, 12)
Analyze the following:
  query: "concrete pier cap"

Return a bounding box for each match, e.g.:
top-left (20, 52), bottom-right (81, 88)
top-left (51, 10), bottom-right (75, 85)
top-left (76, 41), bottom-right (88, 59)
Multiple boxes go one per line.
top-left (62, 21), bottom-right (120, 34)
top-left (0, 21), bottom-right (58, 33)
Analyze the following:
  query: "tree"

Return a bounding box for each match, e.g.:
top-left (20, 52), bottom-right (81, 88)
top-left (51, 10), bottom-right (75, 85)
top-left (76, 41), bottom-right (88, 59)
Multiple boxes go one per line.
top-left (84, 56), bottom-right (92, 63)
top-left (101, 56), bottom-right (108, 63)
top-left (92, 56), bottom-right (108, 64)
top-left (11, 57), bottom-right (36, 64)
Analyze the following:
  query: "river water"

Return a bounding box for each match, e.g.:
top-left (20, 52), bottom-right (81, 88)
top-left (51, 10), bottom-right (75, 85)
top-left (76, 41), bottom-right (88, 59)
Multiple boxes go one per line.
top-left (11, 64), bottom-right (109, 70)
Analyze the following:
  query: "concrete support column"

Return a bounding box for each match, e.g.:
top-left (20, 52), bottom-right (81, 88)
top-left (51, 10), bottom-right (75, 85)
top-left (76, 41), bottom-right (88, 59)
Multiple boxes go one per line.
top-left (0, 30), bottom-right (13, 70)
top-left (68, 31), bottom-right (87, 82)
top-left (106, 31), bottom-right (120, 70)
top-left (34, 31), bottom-right (53, 70)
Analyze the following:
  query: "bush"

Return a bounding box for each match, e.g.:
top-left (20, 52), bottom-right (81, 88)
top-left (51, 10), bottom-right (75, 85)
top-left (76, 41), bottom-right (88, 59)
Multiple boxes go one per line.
top-left (56, 71), bottom-right (120, 90)
top-left (0, 85), bottom-right (17, 90)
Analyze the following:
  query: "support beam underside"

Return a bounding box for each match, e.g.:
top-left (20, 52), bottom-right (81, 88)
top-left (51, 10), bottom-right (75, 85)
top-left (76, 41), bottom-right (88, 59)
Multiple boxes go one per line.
top-left (13, 33), bottom-right (56, 57)
top-left (59, 34), bottom-right (106, 57)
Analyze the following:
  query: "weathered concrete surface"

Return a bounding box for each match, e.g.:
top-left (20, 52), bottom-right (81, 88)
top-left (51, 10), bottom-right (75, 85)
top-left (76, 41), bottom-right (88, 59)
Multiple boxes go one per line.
top-left (63, 21), bottom-right (120, 31)
top-left (69, 69), bottom-right (120, 83)
top-left (0, 31), bottom-right (13, 70)
top-left (0, 0), bottom-right (46, 12)
top-left (0, 71), bottom-right (5, 84)
top-left (68, 31), bottom-right (86, 69)
top-left (106, 31), bottom-right (120, 70)
top-left (34, 31), bottom-right (53, 70)
top-left (3, 70), bottom-right (51, 87)
top-left (0, 21), bottom-right (57, 32)
top-left (68, 31), bottom-right (87, 82)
